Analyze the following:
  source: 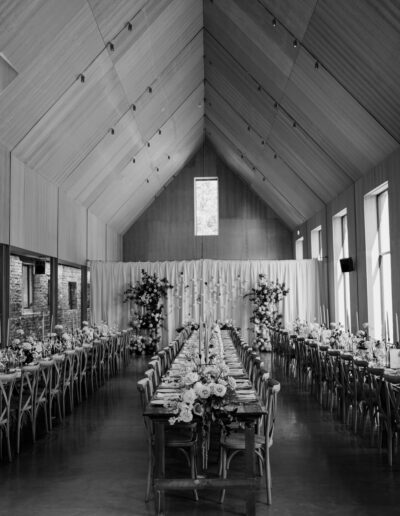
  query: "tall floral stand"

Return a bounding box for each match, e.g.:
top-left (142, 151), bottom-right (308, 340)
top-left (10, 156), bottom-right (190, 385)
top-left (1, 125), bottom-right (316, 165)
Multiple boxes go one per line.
top-left (253, 324), bottom-right (271, 352)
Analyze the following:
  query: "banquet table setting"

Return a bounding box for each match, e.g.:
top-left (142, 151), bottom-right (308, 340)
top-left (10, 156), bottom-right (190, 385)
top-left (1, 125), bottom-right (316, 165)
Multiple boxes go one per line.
top-left (138, 323), bottom-right (280, 516)
top-left (0, 323), bottom-right (132, 461)
top-left (271, 320), bottom-right (400, 467)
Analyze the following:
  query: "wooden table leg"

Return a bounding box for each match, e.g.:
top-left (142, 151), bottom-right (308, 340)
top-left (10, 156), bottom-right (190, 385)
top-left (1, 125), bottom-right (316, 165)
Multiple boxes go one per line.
top-left (245, 420), bottom-right (256, 516)
top-left (154, 420), bottom-right (166, 515)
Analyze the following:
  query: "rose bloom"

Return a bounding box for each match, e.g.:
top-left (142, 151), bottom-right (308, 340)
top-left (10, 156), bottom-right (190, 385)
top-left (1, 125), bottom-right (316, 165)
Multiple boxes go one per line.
top-left (213, 383), bottom-right (227, 397)
top-left (194, 382), bottom-right (211, 399)
top-left (182, 388), bottom-right (196, 405)
top-left (22, 342), bottom-right (32, 351)
top-left (182, 372), bottom-right (199, 386)
top-left (35, 342), bottom-right (43, 353)
top-left (179, 405), bottom-right (193, 423)
top-left (16, 329), bottom-right (25, 336)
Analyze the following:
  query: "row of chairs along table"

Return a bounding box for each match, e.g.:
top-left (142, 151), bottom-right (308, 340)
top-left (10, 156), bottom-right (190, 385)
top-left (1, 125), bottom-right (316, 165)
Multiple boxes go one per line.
top-left (271, 328), bottom-right (400, 466)
top-left (0, 330), bottom-right (132, 462)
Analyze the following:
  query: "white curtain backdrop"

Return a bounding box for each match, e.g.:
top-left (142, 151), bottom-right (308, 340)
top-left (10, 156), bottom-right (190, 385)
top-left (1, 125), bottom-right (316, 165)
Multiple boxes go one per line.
top-left (91, 259), bottom-right (327, 346)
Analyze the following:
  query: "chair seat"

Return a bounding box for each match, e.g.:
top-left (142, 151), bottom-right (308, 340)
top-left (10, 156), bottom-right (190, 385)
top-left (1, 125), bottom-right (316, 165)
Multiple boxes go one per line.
top-left (164, 427), bottom-right (197, 447)
top-left (221, 432), bottom-right (270, 450)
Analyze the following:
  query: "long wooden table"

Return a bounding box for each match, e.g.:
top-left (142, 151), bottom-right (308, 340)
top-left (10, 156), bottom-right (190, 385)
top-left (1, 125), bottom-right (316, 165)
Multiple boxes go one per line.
top-left (144, 330), bottom-right (265, 516)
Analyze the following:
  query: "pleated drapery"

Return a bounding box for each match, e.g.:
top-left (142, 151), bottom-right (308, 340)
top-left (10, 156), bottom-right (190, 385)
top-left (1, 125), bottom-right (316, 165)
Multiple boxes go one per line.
top-left (91, 259), bottom-right (327, 346)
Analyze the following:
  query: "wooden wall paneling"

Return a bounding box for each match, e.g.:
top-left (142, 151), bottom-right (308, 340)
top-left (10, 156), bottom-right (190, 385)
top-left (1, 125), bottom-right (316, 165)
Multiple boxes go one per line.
top-left (133, 32), bottom-right (204, 142)
top-left (60, 109), bottom-right (143, 206)
top-left (205, 86), bottom-right (324, 220)
top-left (0, 142), bottom-right (10, 244)
top-left (282, 49), bottom-right (397, 179)
top-left (87, 0), bottom-right (146, 43)
top-left (204, 33), bottom-right (275, 138)
top-left (304, 0), bottom-right (400, 139)
top-left (114, 121), bottom-right (204, 235)
top-left (87, 211), bottom-right (106, 261)
top-left (0, 0), bottom-right (104, 149)
top-left (89, 84), bottom-right (204, 226)
top-left (13, 51), bottom-right (129, 185)
top-left (123, 141), bottom-right (293, 262)
top-left (113, 0), bottom-right (202, 103)
top-left (205, 119), bottom-right (301, 229)
top-left (106, 225), bottom-right (122, 262)
top-left (204, 0), bottom-right (296, 101)
top-left (270, 111), bottom-right (352, 202)
top-left (10, 155), bottom-right (57, 257)
top-left (258, 0), bottom-right (317, 39)
top-left (58, 191), bottom-right (87, 265)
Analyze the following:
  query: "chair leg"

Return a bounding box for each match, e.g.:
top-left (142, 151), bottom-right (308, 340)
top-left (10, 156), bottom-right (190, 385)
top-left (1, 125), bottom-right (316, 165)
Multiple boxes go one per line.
top-left (265, 446), bottom-right (272, 505)
top-left (219, 448), bottom-right (227, 503)
top-left (6, 427), bottom-right (12, 462)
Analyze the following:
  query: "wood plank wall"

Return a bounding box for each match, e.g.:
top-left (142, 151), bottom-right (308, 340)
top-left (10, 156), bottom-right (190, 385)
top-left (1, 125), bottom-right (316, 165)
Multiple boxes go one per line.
top-left (123, 141), bottom-right (293, 261)
top-left (295, 146), bottom-right (400, 334)
top-left (0, 142), bottom-right (10, 244)
top-left (0, 148), bottom-right (121, 265)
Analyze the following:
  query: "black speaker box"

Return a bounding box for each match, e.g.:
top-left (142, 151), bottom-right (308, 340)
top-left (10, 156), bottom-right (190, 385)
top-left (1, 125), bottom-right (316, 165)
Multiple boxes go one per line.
top-left (35, 260), bottom-right (46, 274)
top-left (340, 257), bottom-right (354, 273)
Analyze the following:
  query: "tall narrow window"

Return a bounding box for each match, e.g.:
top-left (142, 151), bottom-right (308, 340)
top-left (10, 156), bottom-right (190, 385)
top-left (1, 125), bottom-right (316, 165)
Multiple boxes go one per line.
top-left (22, 264), bottom-right (34, 309)
top-left (311, 225), bottom-right (323, 260)
top-left (333, 210), bottom-right (351, 329)
top-left (295, 237), bottom-right (304, 260)
top-left (364, 182), bottom-right (392, 341)
top-left (377, 189), bottom-right (392, 340)
top-left (194, 177), bottom-right (218, 236)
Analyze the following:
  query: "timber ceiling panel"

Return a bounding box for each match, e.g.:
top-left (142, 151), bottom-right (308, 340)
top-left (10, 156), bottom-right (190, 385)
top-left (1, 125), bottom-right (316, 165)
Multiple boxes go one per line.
top-left (303, 0), bottom-right (400, 140)
top-left (1, 0), bottom-right (399, 235)
top-left (0, 0), bottom-right (104, 149)
top-left (87, 0), bottom-right (147, 42)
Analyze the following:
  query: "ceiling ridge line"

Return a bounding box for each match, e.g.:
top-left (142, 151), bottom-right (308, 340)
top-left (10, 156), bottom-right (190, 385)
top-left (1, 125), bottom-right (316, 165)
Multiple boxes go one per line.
top-left (108, 119), bottom-right (205, 231)
top-left (256, 0), bottom-right (400, 145)
top-left (205, 29), bottom-right (355, 183)
top-left (204, 114), bottom-right (306, 221)
top-left (84, 80), bottom-right (205, 211)
top-left (206, 81), bottom-right (327, 206)
top-left (60, 28), bottom-right (204, 188)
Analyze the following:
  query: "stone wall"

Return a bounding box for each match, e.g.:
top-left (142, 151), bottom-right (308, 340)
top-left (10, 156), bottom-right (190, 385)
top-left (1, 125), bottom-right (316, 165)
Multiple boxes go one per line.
top-left (57, 263), bottom-right (81, 332)
top-left (9, 255), bottom-right (51, 339)
top-left (8, 256), bottom-right (82, 341)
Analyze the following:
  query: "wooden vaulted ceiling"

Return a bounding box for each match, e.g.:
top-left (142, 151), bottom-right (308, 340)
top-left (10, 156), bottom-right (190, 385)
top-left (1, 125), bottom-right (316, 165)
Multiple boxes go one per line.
top-left (0, 0), bottom-right (399, 232)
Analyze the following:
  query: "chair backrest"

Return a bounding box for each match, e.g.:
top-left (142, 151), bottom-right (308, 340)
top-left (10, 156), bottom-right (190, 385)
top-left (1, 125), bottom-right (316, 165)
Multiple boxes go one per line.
top-left (0, 372), bottom-right (18, 426)
top-left (19, 364), bottom-right (40, 410)
top-left (384, 374), bottom-right (400, 429)
top-left (148, 359), bottom-right (161, 385)
top-left (137, 378), bottom-right (153, 439)
top-left (144, 369), bottom-right (156, 396)
top-left (261, 378), bottom-right (280, 447)
top-left (37, 360), bottom-right (54, 403)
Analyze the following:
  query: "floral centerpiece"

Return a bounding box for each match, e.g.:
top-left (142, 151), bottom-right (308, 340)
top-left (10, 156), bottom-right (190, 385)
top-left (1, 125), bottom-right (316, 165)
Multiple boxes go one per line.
top-left (10, 329), bottom-right (43, 364)
top-left (245, 274), bottom-right (289, 351)
top-left (163, 326), bottom-right (237, 467)
top-left (123, 270), bottom-right (173, 355)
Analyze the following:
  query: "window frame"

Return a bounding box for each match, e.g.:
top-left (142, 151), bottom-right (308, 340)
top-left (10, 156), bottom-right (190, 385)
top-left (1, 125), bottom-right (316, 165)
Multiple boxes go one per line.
top-left (194, 177), bottom-right (219, 236)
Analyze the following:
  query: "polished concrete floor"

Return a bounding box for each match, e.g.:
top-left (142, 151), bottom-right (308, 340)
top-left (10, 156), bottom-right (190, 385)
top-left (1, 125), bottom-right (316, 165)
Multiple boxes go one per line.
top-left (1, 354), bottom-right (400, 516)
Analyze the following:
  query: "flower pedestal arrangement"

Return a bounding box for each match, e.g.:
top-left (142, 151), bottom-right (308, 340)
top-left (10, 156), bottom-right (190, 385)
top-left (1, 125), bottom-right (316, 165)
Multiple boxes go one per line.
top-left (123, 270), bottom-right (172, 356)
top-left (246, 274), bottom-right (289, 352)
